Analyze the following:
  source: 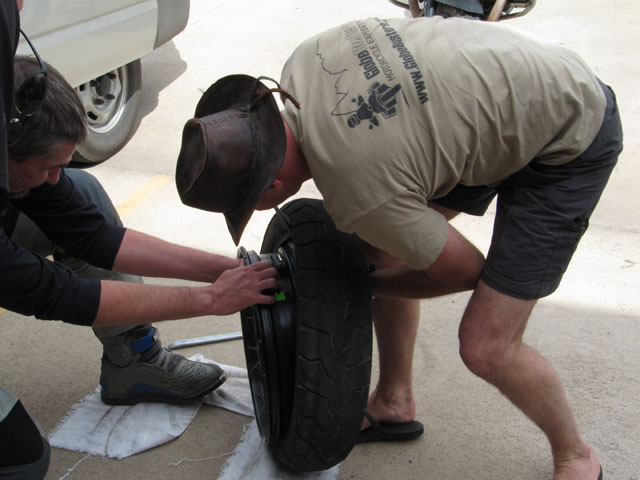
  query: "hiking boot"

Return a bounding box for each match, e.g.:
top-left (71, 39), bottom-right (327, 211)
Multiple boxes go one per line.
top-left (98, 326), bottom-right (226, 405)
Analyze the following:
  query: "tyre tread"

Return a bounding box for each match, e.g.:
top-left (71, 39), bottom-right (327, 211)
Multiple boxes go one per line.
top-left (261, 199), bottom-right (372, 471)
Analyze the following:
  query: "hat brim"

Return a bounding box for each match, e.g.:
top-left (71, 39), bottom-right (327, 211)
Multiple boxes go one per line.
top-left (195, 75), bottom-right (286, 245)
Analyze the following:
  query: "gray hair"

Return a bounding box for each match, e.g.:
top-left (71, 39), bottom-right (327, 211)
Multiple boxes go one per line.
top-left (8, 56), bottom-right (87, 161)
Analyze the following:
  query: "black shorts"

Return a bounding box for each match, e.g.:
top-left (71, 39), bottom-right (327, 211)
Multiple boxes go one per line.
top-left (431, 82), bottom-right (623, 300)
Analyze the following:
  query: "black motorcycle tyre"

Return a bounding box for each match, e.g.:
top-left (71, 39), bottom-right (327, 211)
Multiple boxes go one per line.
top-left (258, 198), bottom-right (373, 471)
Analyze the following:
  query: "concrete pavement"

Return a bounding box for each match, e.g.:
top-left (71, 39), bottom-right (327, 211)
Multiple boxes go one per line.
top-left (1, 0), bottom-right (638, 478)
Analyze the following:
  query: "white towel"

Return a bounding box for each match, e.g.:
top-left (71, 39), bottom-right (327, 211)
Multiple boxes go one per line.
top-left (49, 355), bottom-right (253, 459)
top-left (49, 387), bottom-right (201, 459)
top-left (219, 420), bottom-right (339, 480)
top-left (202, 360), bottom-right (255, 417)
top-left (49, 354), bottom-right (339, 479)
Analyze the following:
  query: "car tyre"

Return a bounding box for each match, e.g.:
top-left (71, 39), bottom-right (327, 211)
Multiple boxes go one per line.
top-left (70, 59), bottom-right (142, 167)
top-left (241, 198), bottom-right (373, 471)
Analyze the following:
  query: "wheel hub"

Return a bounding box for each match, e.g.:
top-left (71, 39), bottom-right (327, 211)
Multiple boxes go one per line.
top-left (95, 74), bottom-right (115, 98)
top-left (238, 246), bottom-right (297, 444)
top-left (76, 68), bottom-right (126, 133)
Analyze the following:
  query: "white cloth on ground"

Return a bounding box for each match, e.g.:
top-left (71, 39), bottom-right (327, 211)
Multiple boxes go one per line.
top-left (48, 354), bottom-right (340, 479)
top-left (48, 355), bottom-right (253, 459)
top-left (218, 419), bottom-right (339, 480)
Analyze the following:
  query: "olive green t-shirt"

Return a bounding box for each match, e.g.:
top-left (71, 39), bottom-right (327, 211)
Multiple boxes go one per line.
top-left (281, 17), bottom-right (606, 269)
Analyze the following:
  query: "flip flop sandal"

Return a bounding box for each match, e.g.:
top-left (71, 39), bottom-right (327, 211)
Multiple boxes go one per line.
top-left (356, 411), bottom-right (424, 444)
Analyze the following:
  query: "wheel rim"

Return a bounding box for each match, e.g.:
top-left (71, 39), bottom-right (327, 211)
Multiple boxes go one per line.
top-left (239, 247), bottom-right (297, 444)
top-left (75, 66), bottom-right (127, 134)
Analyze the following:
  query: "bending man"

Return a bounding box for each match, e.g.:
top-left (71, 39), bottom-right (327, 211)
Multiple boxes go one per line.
top-left (176, 16), bottom-right (621, 480)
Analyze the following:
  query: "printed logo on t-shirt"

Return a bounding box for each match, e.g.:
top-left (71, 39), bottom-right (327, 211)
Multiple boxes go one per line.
top-left (347, 82), bottom-right (402, 129)
top-left (313, 19), bottom-right (429, 130)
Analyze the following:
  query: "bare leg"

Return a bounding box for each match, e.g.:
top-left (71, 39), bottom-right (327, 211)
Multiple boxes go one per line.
top-left (366, 296), bottom-right (420, 426)
top-left (363, 218), bottom-right (483, 426)
top-left (363, 245), bottom-right (421, 426)
top-left (459, 281), bottom-right (600, 480)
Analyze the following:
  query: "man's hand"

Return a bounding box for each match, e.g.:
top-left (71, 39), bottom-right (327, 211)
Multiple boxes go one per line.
top-left (204, 260), bottom-right (278, 316)
top-left (95, 260), bottom-right (278, 327)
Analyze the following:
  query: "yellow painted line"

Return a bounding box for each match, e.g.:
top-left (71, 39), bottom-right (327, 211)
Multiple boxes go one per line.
top-left (116, 174), bottom-right (172, 218)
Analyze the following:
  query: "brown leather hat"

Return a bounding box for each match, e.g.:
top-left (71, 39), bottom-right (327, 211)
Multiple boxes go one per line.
top-left (176, 74), bottom-right (286, 245)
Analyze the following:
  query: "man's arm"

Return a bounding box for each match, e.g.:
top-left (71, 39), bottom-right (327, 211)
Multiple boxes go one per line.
top-left (368, 224), bottom-right (485, 299)
top-left (344, 192), bottom-right (484, 299)
top-left (93, 260), bottom-right (277, 326)
top-left (112, 228), bottom-right (241, 283)
top-left (92, 228), bottom-right (280, 326)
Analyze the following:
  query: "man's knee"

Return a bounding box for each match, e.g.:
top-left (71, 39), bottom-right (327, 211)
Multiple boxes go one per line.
top-left (458, 282), bottom-right (535, 378)
top-left (458, 333), bottom-right (513, 379)
top-left (65, 168), bottom-right (122, 227)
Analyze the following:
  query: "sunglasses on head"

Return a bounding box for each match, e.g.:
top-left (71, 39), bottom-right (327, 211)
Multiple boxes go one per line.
top-left (7, 30), bottom-right (48, 147)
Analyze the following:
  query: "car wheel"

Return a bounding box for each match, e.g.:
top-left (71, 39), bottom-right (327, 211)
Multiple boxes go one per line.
top-left (70, 59), bottom-right (142, 167)
top-left (239, 198), bottom-right (373, 471)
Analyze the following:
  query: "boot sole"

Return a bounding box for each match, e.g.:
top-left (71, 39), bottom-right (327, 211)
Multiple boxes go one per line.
top-left (100, 373), bottom-right (227, 406)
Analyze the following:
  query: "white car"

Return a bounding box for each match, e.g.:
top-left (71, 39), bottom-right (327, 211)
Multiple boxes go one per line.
top-left (18, 0), bottom-right (190, 165)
